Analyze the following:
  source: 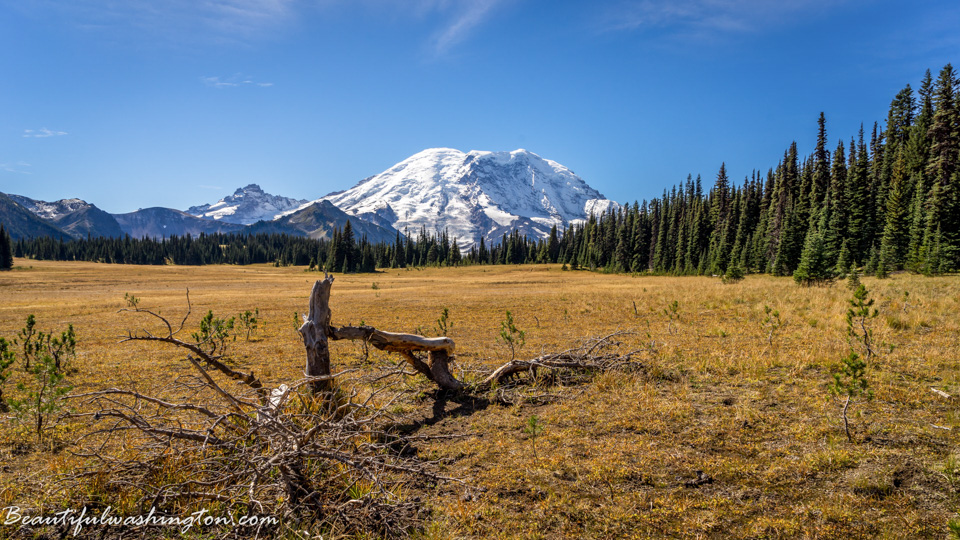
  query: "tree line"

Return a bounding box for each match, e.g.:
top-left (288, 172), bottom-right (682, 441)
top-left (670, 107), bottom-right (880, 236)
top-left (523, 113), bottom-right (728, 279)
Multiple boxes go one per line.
top-left (470, 62), bottom-right (960, 280)
top-left (9, 64), bottom-right (959, 279)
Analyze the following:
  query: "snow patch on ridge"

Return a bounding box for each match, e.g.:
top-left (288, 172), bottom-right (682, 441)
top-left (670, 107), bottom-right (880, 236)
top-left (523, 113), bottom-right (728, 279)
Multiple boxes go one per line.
top-left (186, 184), bottom-right (310, 225)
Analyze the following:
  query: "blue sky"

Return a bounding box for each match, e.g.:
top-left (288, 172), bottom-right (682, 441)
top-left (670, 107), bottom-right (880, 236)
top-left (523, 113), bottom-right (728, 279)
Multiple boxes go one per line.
top-left (1, 0), bottom-right (958, 213)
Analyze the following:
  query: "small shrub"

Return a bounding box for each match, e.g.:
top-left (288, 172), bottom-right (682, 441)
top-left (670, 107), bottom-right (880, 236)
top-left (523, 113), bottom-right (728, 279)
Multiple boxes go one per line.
top-left (6, 316), bottom-right (77, 443)
top-left (0, 338), bottom-right (15, 412)
top-left (524, 415), bottom-right (546, 465)
top-left (435, 307), bottom-right (452, 336)
top-left (123, 292), bottom-right (140, 309)
top-left (499, 311), bottom-right (526, 360)
top-left (191, 310), bottom-right (235, 356)
top-left (847, 284), bottom-right (878, 360)
top-left (846, 268), bottom-right (862, 291)
top-left (722, 264), bottom-right (745, 284)
top-left (237, 308), bottom-right (260, 341)
top-left (759, 305), bottom-right (785, 345)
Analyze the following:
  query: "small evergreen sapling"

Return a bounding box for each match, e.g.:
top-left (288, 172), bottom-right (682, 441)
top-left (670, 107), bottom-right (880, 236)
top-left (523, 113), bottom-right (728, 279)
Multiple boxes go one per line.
top-left (124, 292), bottom-right (140, 309)
top-left (829, 284), bottom-right (878, 442)
top-left (0, 338), bottom-right (15, 412)
top-left (524, 415), bottom-right (546, 465)
top-left (721, 263), bottom-right (745, 284)
top-left (16, 314), bottom-right (37, 369)
top-left (7, 316), bottom-right (77, 443)
top-left (498, 311), bottom-right (525, 361)
top-left (192, 311), bottom-right (235, 356)
top-left (434, 307), bottom-right (452, 337)
top-left (847, 284), bottom-right (878, 360)
top-left (237, 308), bottom-right (260, 341)
top-left (829, 351), bottom-right (872, 442)
top-left (759, 305), bottom-right (785, 346)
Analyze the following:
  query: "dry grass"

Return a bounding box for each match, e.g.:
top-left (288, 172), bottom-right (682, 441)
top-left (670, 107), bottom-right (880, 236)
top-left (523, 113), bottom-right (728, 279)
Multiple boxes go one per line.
top-left (1, 259), bottom-right (960, 538)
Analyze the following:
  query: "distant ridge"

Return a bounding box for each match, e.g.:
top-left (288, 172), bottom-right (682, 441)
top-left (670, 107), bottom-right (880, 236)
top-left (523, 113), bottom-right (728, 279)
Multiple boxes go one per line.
top-left (186, 184), bottom-right (310, 225)
top-left (0, 192), bottom-right (69, 240)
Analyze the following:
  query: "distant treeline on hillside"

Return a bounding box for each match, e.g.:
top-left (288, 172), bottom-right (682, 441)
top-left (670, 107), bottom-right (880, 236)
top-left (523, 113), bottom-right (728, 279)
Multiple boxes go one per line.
top-left (12, 63), bottom-right (960, 278)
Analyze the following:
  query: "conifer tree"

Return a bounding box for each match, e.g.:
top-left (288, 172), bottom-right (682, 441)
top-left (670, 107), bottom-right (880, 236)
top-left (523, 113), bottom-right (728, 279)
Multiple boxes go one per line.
top-left (878, 148), bottom-right (911, 272)
top-left (448, 239), bottom-right (461, 266)
top-left (0, 225), bottom-right (12, 270)
top-left (924, 64), bottom-right (960, 268)
top-left (794, 211), bottom-right (835, 286)
top-left (823, 139), bottom-right (848, 266)
top-left (836, 238), bottom-right (853, 275)
top-left (811, 112), bottom-right (832, 211)
top-left (707, 164), bottom-right (733, 274)
top-left (846, 129), bottom-right (872, 262)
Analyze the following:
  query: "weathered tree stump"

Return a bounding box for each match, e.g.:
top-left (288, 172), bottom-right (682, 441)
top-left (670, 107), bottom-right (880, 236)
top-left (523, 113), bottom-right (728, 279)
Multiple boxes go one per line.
top-left (299, 276), bottom-right (334, 392)
top-left (301, 276), bottom-right (464, 392)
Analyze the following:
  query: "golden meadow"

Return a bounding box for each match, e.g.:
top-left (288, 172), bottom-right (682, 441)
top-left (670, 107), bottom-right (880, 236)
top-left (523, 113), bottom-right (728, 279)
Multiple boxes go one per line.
top-left (1, 259), bottom-right (959, 538)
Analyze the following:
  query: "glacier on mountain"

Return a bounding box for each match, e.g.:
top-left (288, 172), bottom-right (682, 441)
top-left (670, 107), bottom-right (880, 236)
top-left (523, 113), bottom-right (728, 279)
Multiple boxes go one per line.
top-left (322, 148), bottom-right (618, 250)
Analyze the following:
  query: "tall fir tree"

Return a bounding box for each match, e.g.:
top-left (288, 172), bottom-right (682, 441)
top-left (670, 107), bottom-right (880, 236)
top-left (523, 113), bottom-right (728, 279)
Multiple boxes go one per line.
top-left (823, 139), bottom-right (848, 266)
top-left (923, 64), bottom-right (960, 268)
top-left (0, 225), bottom-right (12, 270)
top-left (846, 128), bottom-right (872, 263)
top-left (878, 147), bottom-right (911, 272)
top-left (811, 112), bottom-right (832, 212)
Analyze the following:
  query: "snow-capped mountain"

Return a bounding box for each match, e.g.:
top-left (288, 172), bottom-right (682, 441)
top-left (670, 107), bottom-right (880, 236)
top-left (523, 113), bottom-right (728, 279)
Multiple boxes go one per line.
top-left (186, 184), bottom-right (311, 225)
top-left (5, 149), bottom-right (614, 250)
top-left (9, 195), bottom-right (92, 221)
top-left (0, 192), bottom-right (69, 240)
top-left (322, 148), bottom-right (617, 250)
top-left (7, 194), bottom-right (123, 239)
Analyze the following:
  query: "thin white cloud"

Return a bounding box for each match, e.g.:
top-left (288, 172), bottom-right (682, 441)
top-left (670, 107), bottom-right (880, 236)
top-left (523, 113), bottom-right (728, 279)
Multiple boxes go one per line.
top-left (16, 0), bottom-right (298, 44)
top-left (14, 0), bottom-right (512, 53)
top-left (23, 128), bottom-right (68, 138)
top-left (601, 0), bottom-right (845, 36)
top-left (1, 161), bottom-right (32, 174)
top-left (202, 74), bottom-right (274, 88)
top-left (431, 0), bottom-right (506, 55)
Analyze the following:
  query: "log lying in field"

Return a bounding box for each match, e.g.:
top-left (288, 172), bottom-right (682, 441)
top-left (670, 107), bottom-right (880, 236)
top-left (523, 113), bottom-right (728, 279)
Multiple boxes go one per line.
top-left (299, 275), bottom-right (464, 391)
top-left (302, 276), bottom-right (639, 393)
top-left (329, 325), bottom-right (463, 390)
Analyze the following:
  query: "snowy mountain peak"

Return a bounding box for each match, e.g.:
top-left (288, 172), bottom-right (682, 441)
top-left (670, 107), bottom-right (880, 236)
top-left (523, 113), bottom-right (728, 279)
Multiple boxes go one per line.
top-left (8, 194), bottom-right (92, 221)
top-left (187, 185), bottom-right (310, 225)
top-left (323, 147), bottom-right (618, 251)
top-left (234, 184), bottom-right (263, 195)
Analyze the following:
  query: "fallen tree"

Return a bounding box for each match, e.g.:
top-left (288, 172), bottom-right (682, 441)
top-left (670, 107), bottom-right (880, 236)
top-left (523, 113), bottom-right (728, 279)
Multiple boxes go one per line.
top-left (60, 276), bottom-right (640, 538)
top-left (304, 275), bottom-right (641, 392)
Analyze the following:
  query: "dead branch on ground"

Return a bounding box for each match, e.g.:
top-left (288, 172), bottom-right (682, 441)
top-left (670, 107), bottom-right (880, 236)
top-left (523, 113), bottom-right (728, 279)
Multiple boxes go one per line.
top-left (64, 288), bottom-right (453, 538)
